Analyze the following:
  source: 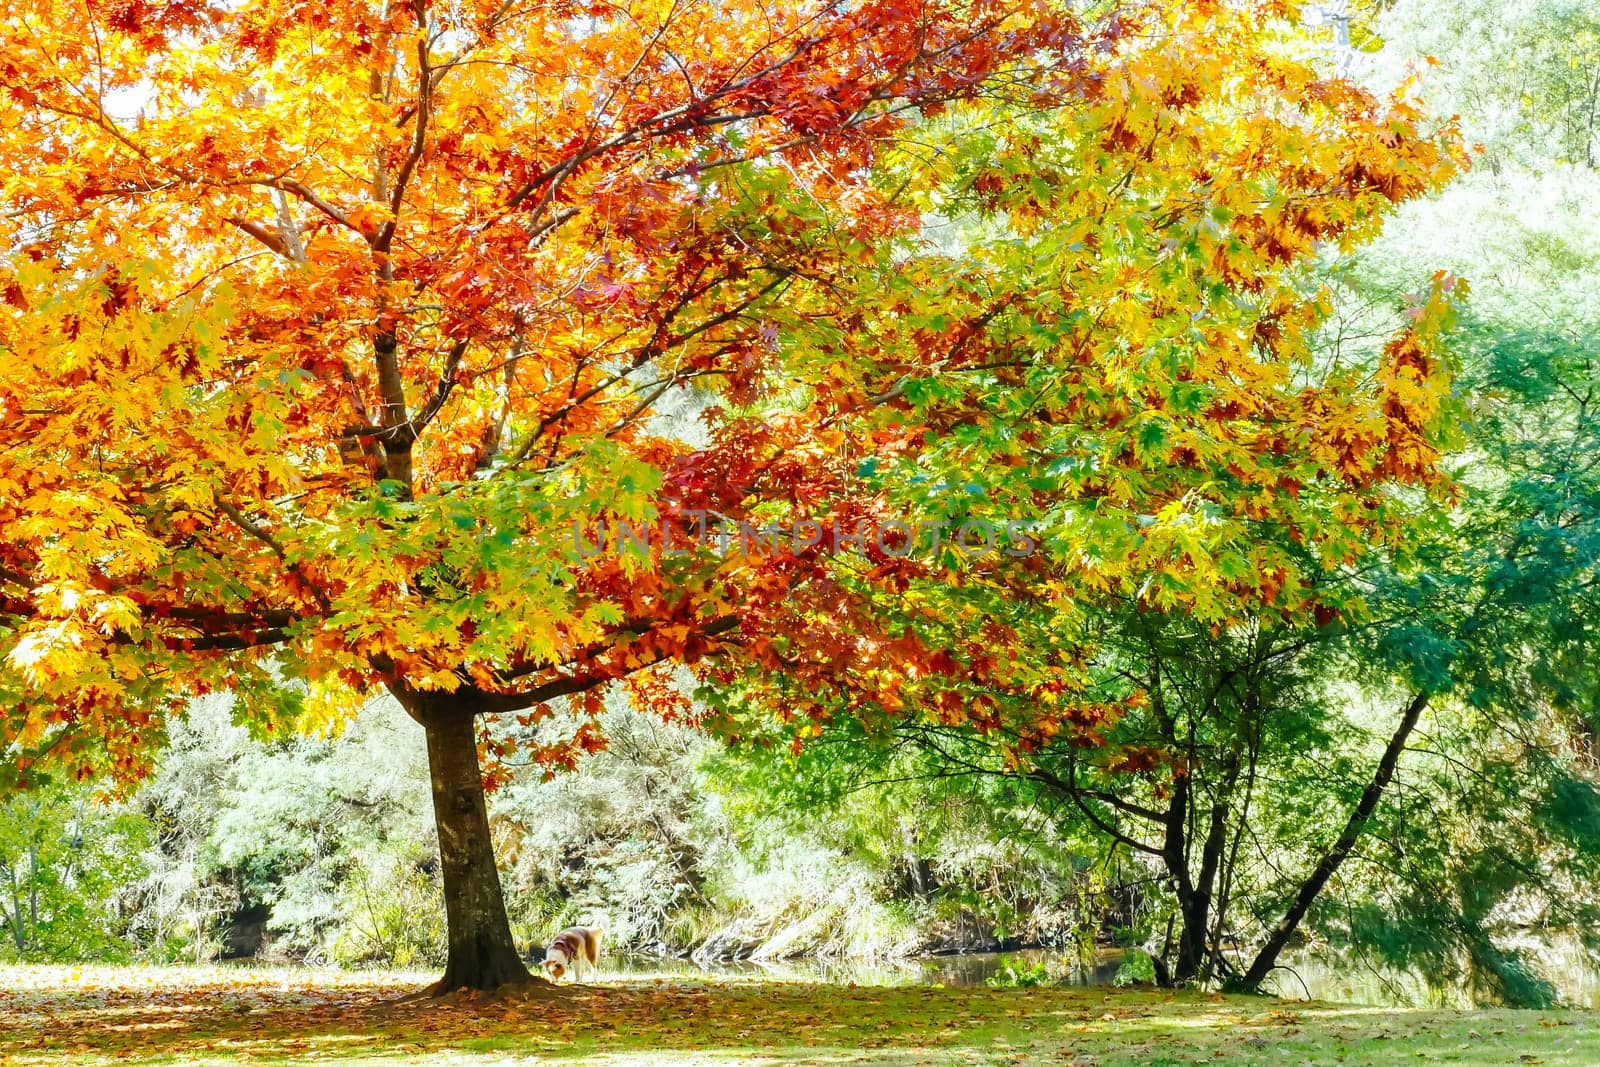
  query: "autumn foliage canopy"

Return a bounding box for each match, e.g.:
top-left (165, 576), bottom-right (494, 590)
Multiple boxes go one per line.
top-left (0, 0), bottom-right (1089, 776)
top-left (0, 0), bottom-right (1461, 788)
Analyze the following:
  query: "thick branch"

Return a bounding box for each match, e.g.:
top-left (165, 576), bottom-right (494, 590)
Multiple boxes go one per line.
top-left (265, 178), bottom-right (367, 238)
top-left (1239, 690), bottom-right (1430, 988)
top-left (411, 340), bottom-right (469, 436)
top-left (375, 0), bottom-right (433, 254)
top-left (226, 216), bottom-right (290, 257)
top-left (478, 614), bottom-right (741, 709)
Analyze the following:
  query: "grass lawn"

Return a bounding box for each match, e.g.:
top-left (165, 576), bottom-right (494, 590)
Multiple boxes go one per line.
top-left (0, 964), bottom-right (1596, 1066)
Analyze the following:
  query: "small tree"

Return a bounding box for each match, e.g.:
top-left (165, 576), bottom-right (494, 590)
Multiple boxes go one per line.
top-left (0, 775), bottom-right (149, 960)
top-left (701, 0), bottom-right (1474, 990)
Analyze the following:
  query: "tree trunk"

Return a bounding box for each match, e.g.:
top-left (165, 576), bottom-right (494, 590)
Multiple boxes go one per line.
top-left (6, 866), bottom-right (26, 951)
top-left (1160, 774), bottom-right (1210, 984)
top-left (1191, 799), bottom-right (1229, 983)
top-left (418, 699), bottom-right (534, 994)
top-left (1237, 690), bottom-right (1430, 990)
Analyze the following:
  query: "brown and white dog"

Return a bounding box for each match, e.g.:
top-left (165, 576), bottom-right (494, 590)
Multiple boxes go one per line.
top-left (542, 926), bottom-right (604, 982)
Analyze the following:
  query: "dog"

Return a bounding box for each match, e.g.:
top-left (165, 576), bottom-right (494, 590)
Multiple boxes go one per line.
top-left (542, 925), bottom-right (604, 982)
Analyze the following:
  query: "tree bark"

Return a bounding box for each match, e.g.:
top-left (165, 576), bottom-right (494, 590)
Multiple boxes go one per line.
top-left (1161, 773), bottom-right (1211, 984)
top-left (1191, 799), bottom-right (1229, 983)
top-left (413, 694), bottom-right (535, 994)
top-left (1237, 690), bottom-right (1430, 990)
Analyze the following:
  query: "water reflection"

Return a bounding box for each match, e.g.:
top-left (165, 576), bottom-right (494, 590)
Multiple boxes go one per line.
top-left (1270, 937), bottom-right (1600, 1009)
top-left (607, 948), bottom-right (1126, 990)
top-left (612, 938), bottom-right (1600, 1009)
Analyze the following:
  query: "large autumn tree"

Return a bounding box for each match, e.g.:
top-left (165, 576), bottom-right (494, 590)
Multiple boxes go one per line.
top-left (0, 0), bottom-right (1117, 992)
top-left (0, 0), bottom-right (1470, 996)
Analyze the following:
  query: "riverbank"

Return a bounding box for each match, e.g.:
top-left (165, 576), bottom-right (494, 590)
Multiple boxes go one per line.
top-left (1, 964), bottom-right (1597, 1066)
top-left (603, 943), bottom-right (1600, 1011)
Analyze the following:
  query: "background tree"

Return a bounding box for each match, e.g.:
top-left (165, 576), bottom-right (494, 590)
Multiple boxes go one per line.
top-left (709, 0), bottom-right (1600, 1003)
top-left (0, 772), bottom-right (149, 960)
top-left (1376, 0), bottom-right (1600, 171)
top-left (700, 0), bottom-right (1476, 991)
top-left (1299, 0), bottom-right (1600, 1003)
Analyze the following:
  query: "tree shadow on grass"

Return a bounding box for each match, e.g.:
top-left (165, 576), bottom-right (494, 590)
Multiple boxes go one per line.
top-left (0, 971), bottom-right (1155, 1065)
top-left (1, 967), bottom-right (1594, 1066)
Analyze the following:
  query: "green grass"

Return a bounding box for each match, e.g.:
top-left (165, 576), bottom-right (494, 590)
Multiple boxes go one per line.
top-left (0, 964), bottom-right (1596, 1065)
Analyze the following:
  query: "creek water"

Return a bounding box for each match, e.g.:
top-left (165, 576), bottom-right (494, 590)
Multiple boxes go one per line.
top-left (610, 938), bottom-right (1600, 1009)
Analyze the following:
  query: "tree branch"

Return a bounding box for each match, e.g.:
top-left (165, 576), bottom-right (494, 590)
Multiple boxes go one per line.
top-left (1239, 690), bottom-right (1430, 988)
